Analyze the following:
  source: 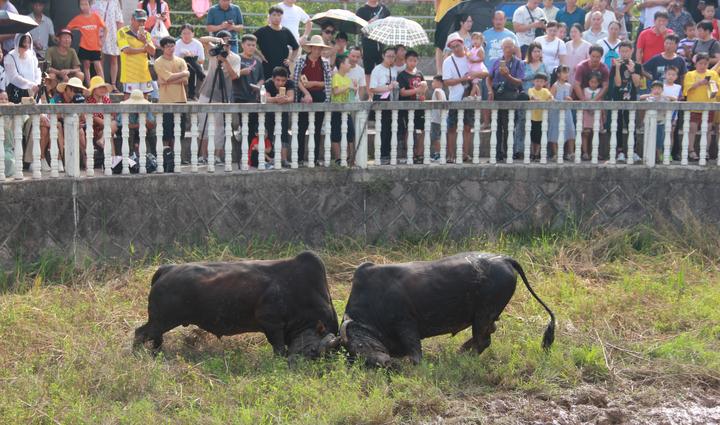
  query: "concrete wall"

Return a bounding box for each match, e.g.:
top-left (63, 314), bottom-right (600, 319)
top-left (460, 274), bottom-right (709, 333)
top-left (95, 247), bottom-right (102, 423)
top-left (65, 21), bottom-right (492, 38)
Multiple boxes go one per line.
top-left (1, 165), bottom-right (719, 264)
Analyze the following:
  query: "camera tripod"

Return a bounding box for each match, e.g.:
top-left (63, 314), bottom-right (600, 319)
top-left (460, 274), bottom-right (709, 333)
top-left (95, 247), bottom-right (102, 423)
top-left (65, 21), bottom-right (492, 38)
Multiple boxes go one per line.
top-left (199, 59), bottom-right (230, 143)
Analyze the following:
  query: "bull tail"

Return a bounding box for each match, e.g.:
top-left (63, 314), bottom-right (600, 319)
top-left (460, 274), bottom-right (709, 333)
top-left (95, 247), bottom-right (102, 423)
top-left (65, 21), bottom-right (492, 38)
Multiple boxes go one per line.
top-left (150, 265), bottom-right (173, 287)
top-left (507, 259), bottom-right (556, 351)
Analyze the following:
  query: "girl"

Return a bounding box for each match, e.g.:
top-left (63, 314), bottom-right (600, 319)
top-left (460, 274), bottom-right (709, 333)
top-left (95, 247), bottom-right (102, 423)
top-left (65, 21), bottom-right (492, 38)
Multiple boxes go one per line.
top-left (581, 71), bottom-right (604, 160)
top-left (3, 33), bottom-right (41, 104)
top-left (549, 65), bottom-right (576, 161)
top-left (467, 32), bottom-right (487, 99)
top-left (91, 0), bottom-right (123, 92)
top-left (330, 57), bottom-right (356, 164)
top-left (67, 0), bottom-right (106, 86)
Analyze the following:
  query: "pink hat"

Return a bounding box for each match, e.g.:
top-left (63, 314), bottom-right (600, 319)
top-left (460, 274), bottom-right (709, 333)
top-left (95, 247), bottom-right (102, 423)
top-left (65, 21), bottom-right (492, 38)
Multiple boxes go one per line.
top-left (446, 33), bottom-right (464, 49)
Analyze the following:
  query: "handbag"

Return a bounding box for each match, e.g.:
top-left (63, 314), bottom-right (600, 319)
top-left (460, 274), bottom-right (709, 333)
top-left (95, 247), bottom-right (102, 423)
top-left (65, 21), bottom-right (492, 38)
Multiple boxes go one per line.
top-left (150, 18), bottom-right (170, 47)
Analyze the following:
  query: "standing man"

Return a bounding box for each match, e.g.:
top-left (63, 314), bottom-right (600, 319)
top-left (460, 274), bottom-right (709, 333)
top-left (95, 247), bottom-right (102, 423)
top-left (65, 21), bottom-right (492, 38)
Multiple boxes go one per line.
top-left (513, 0), bottom-right (547, 58)
top-left (692, 21), bottom-right (720, 67)
top-left (277, 0), bottom-right (312, 44)
top-left (442, 34), bottom-right (473, 163)
top-left (206, 0), bottom-right (244, 54)
top-left (356, 0), bottom-right (391, 88)
top-left (637, 0), bottom-right (670, 35)
top-left (117, 9), bottom-right (156, 99)
top-left (254, 6), bottom-right (299, 80)
top-left (0, 0), bottom-right (19, 53)
top-left (347, 46), bottom-right (367, 100)
top-left (484, 11), bottom-right (520, 69)
top-left (154, 36), bottom-right (189, 157)
top-left (27, 0), bottom-right (55, 58)
top-left (644, 34), bottom-right (687, 81)
top-left (667, 0), bottom-right (694, 39)
top-left (229, 34), bottom-right (265, 148)
top-left (573, 44), bottom-right (610, 100)
top-left (637, 11), bottom-right (673, 64)
top-left (583, 11), bottom-right (608, 44)
top-left (369, 46), bottom-right (398, 164)
top-left (557, 0), bottom-right (586, 34)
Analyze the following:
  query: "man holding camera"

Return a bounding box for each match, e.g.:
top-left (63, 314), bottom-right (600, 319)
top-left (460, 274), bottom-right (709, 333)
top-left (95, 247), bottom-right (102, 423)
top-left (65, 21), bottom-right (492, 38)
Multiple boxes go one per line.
top-left (206, 0), bottom-right (244, 54)
top-left (513, 0), bottom-right (547, 58)
top-left (610, 41), bottom-right (643, 162)
top-left (117, 9), bottom-right (156, 99)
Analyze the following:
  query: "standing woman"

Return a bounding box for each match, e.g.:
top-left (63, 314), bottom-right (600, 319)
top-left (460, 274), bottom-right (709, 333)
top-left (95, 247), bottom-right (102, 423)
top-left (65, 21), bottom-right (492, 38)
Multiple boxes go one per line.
top-left (92, 0), bottom-right (124, 92)
top-left (444, 14), bottom-right (474, 58)
top-left (565, 23), bottom-right (590, 87)
top-left (294, 35), bottom-right (332, 166)
top-left (138, 0), bottom-right (171, 32)
top-left (3, 33), bottom-right (41, 104)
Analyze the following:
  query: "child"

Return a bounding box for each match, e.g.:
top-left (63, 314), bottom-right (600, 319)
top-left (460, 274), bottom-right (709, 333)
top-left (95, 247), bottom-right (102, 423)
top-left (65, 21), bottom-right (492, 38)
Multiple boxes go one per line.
top-left (430, 75), bottom-right (446, 162)
top-left (549, 65), bottom-right (576, 161)
top-left (86, 75), bottom-right (118, 155)
top-left (397, 50), bottom-right (427, 163)
top-left (703, 4), bottom-right (720, 40)
top-left (581, 71), bottom-right (604, 161)
top-left (330, 57), bottom-right (356, 164)
top-left (543, 0), bottom-right (559, 21)
top-left (467, 32), bottom-right (487, 100)
top-left (528, 72), bottom-right (553, 160)
top-left (678, 21), bottom-right (697, 70)
top-left (640, 80), bottom-right (677, 160)
top-left (67, 0), bottom-right (106, 87)
top-left (683, 53), bottom-right (720, 161)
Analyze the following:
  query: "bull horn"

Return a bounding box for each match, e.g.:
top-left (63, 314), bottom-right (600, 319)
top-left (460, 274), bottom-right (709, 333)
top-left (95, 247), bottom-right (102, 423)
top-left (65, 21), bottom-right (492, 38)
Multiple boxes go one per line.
top-left (320, 334), bottom-right (341, 354)
top-left (340, 315), bottom-right (354, 344)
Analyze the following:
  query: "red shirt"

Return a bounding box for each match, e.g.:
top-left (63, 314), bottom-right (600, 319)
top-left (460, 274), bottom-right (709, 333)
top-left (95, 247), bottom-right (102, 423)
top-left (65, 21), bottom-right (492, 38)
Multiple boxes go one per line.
top-left (574, 59), bottom-right (610, 91)
top-left (302, 57), bottom-right (324, 92)
top-left (712, 19), bottom-right (720, 40)
top-left (637, 27), bottom-right (674, 63)
top-left (87, 94), bottom-right (111, 120)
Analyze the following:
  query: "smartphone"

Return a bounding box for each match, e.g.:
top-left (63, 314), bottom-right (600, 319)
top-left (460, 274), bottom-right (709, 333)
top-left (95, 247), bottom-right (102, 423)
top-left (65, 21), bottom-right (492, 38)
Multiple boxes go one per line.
top-left (499, 60), bottom-right (506, 68)
top-left (706, 76), bottom-right (712, 81)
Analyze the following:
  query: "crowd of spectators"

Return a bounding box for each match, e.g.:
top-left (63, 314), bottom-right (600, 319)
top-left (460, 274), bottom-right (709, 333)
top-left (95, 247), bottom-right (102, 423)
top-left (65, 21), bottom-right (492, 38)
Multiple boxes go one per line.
top-left (1, 0), bottom-right (720, 172)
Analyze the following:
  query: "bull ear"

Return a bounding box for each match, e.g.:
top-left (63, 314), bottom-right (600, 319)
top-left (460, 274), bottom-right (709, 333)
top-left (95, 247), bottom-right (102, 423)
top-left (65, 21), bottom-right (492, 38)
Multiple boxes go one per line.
top-left (316, 320), bottom-right (327, 335)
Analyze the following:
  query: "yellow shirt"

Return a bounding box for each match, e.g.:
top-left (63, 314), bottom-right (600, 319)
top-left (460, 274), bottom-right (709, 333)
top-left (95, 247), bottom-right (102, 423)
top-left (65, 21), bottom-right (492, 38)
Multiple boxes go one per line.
top-left (528, 87), bottom-right (553, 121)
top-left (155, 55), bottom-right (188, 103)
top-left (435, 0), bottom-right (462, 22)
top-left (117, 26), bottom-right (154, 83)
top-left (683, 70), bottom-right (720, 105)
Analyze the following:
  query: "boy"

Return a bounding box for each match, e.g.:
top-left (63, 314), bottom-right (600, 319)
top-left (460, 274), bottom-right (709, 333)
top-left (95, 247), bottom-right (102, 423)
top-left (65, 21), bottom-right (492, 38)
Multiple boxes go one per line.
top-left (683, 53), bottom-right (720, 161)
top-left (397, 50), bottom-right (427, 163)
top-left (678, 20), bottom-right (697, 70)
top-left (330, 57), bottom-right (356, 165)
top-left (67, 0), bottom-right (105, 86)
top-left (430, 75), bottom-right (446, 162)
top-left (528, 73), bottom-right (553, 160)
top-left (640, 80), bottom-right (677, 161)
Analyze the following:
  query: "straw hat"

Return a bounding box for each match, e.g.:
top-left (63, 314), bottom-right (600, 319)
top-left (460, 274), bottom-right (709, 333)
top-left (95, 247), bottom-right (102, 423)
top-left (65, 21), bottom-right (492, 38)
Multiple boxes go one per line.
top-left (57, 77), bottom-right (86, 93)
top-left (304, 35), bottom-right (329, 49)
top-left (87, 76), bottom-right (112, 95)
top-left (121, 89), bottom-right (150, 104)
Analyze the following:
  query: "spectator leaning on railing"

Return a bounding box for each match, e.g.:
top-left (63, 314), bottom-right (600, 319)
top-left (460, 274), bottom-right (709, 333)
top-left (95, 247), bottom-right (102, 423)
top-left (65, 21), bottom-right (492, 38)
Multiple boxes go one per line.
top-left (369, 46), bottom-right (398, 164)
top-left (263, 66), bottom-right (295, 167)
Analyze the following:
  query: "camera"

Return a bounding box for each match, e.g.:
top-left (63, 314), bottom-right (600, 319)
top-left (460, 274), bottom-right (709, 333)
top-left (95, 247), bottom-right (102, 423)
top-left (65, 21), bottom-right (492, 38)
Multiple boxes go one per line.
top-left (72, 93), bottom-right (86, 104)
top-left (209, 43), bottom-right (229, 58)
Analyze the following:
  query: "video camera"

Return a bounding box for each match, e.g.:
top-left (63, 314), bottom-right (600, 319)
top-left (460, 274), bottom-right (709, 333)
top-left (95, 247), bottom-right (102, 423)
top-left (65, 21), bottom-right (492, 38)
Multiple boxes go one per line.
top-left (209, 43), bottom-right (229, 58)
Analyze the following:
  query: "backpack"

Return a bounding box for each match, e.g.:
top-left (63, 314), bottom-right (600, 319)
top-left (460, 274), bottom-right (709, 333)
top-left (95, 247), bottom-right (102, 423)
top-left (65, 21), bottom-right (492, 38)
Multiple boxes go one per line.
top-left (603, 40), bottom-right (620, 70)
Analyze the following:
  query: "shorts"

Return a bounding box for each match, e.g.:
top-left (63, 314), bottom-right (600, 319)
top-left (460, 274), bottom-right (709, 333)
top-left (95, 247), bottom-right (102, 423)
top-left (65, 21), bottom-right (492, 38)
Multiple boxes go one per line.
top-left (78, 47), bottom-right (101, 61)
top-left (690, 111), bottom-right (715, 124)
top-left (123, 81), bottom-right (154, 94)
top-left (431, 122), bottom-right (441, 141)
top-left (447, 109), bottom-right (473, 129)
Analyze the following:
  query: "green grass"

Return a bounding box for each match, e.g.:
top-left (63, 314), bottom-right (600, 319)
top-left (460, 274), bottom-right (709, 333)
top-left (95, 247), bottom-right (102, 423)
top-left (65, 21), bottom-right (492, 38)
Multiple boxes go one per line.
top-left (1, 226), bottom-right (719, 423)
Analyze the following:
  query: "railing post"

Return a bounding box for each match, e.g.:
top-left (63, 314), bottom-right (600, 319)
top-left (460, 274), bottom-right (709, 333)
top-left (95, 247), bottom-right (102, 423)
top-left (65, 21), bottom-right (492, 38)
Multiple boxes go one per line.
top-left (439, 110), bottom-right (447, 164)
top-left (324, 111), bottom-right (332, 167)
top-left (102, 115), bottom-right (112, 176)
top-left (66, 114), bottom-right (81, 177)
top-left (155, 113), bottom-right (164, 173)
top-left (390, 109), bottom-right (398, 165)
top-left (0, 116), bottom-right (4, 181)
top-left (575, 108), bottom-right (583, 163)
top-left (489, 109), bottom-right (497, 164)
top-left (699, 110), bottom-right (709, 166)
top-left (173, 112), bottom-right (182, 172)
top-left (14, 116), bottom-right (24, 180)
top-left (374, 109), bottom-right (381, 164)
top-left (456, 108), bottom-right (463, 164)
top-left (308, 111), bottom-right (316, 168)
top-left (627, 111), bottom-right (636, 165)
top-left (356, 109), bottom-right (368, 169)
top-left (646, 109), bottom-right (657, 167)
top-left (85, 113), bottom-right (94, 176)
top-left (291, 111), bottom-right (299, 169)
top-left (507, 109), bottom-right (515, 164)
top-left (207, 113), bottom-right (215, 172)
top-left (121, 113), bottom-right (130, 174)
top-left (241, 112), bottom-right (249, 171)
top-left (32, 115), bottom-right (42, 178)
top-left (591, 110), bottom-right (600, 164)
top-left (341, 112), bottom-right (349, 167)
top-left (258, 112), bottom-right (266, 169)
top-left (609, 110), bottom-right (618, 165)
top-left (523, 110), bottom-right (531, 164)
top-left (423, 108), bottom-right (431, 165)
top-left (274, 112), bottom-right (283, 169)
top-left (540, 110), bottom-right (548, 164)
top-left (472, 109), bottom-right (480, 164)
top-left (225, 113), bottom-right (233, 171)
top-left (139, 113), bottom-right (147, 174)
top-left (51, 114), bottom-right (60, 177)
top-left (190, 113), bottom-right (199, 172)
top-left (663, 111), bottom-right (672, 165)
top-left (681, 110), bottom-right (690, 165)
top-left (407, 110), bottom-right (415, 165)
top-left (557, 109), bottom-right (566, 164)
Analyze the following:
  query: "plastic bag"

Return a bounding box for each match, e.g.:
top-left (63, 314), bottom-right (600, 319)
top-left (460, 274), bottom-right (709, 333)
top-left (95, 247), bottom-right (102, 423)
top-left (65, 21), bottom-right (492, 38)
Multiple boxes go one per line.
top-left (151, 20), bottom-right (170, 47)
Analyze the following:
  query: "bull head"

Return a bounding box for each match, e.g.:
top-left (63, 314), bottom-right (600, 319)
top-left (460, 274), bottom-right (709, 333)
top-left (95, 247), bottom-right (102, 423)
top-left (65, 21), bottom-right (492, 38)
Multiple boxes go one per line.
top-left (288, 321), bottom-right (341, 358)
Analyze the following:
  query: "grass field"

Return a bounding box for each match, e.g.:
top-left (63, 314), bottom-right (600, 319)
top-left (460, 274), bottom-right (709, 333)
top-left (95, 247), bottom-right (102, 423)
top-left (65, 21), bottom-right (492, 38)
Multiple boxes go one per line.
top-left (1, 226), bottom-right (719, 424)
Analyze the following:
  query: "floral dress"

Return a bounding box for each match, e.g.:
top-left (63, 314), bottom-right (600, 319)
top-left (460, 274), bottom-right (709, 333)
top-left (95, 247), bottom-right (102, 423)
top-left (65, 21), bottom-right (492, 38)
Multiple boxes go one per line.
top-left (92, 0), bottom-right (124, 56)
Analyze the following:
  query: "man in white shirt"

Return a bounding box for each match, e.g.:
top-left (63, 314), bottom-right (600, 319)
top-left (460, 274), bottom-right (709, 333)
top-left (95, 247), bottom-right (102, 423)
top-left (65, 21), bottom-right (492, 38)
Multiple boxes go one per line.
top-left (277, 0), bottom-right (312, 43)
top-left (27, 0), bottom-right (55, 57)
top-left (442, 34), bottom-right (472, 163)
top-left (347, 46), bottom-right (367, 100)
top-left (638, 0), bottom-right (670, 33)
top-left (583, 11), bottom-right (608, 44)
top-left (513, 0), bottom-right (547, 58)
top-left (584, 0), bottom-right (618, 33)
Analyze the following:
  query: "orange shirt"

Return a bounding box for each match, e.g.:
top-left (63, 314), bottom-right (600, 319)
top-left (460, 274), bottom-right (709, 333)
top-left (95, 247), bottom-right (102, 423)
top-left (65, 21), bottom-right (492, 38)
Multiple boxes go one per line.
top-left (67, 12), bottom-right (106, 52)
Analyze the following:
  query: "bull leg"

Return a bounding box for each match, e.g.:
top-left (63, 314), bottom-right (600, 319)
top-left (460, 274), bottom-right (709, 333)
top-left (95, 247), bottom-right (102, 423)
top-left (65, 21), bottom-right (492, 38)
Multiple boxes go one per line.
top-left (133, 321), bottom-right (167, 351)
top-left (396, 324), bottom-right (422, 365)
top-left (263, 327), bottom-right (287, 356)
top-left (460, 315), bottom-right (497, 355)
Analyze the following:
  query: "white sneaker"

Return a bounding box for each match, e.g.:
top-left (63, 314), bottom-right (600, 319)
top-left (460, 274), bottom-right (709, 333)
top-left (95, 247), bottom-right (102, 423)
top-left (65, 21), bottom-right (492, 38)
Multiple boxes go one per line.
top-left (58, 162), bottom-right (65, 172)
top-left (633, 153), bottom-right (642, 162)
top-left (616, 152), bottom-right (626, 162)
top-left (41, 160), bottom-right (51, 172)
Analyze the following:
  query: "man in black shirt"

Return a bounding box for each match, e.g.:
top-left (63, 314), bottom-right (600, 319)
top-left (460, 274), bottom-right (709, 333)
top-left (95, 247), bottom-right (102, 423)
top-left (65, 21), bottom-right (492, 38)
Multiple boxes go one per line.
top-left (643, 33), bottom-right (687, 82)
top-left (254, 6), bottom-right (300, 80)
top-left (263, 66), bottom-right (296, 166)
top-left (229, 34), bottom-right (265, 156)
top-left (610, 41), bottom-right (644, 162)
top-left (397, 50), bottom-right (427, 163)
top-left (356, 0), bottom-right (391, 86)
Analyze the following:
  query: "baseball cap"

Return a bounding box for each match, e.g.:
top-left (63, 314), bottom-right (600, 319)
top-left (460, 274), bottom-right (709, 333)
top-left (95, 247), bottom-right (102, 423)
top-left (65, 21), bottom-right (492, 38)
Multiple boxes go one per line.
top-left (57, 28), bottom-right (72, 37)
top-left (446, 33), bottom-right (464, 49)
top-left (132, 9), bottom-right (148, 21)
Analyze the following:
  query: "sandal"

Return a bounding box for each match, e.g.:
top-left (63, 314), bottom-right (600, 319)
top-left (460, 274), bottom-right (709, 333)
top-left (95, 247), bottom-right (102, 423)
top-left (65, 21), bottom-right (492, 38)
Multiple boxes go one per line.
top-left (689, 151), bottom-right (699, 161)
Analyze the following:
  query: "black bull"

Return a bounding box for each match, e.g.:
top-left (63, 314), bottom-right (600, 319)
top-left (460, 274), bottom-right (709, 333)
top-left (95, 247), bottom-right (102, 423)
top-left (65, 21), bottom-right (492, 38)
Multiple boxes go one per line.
top-left (133, 252), bottom-right (341, 358)
top-left (339, 253), bottom-right (556, 367)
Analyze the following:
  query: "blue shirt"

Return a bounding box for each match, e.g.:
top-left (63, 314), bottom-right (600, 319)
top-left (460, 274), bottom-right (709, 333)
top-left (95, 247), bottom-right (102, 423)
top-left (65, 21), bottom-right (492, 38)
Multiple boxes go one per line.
top-left (206, 4), bottom-right (244, 52)
top-left (489, 56), bottom-right (525, 90)
top-left (556, 7), bottom-right (586, 33)
top-left (483, 28), bottom-right (519, 68)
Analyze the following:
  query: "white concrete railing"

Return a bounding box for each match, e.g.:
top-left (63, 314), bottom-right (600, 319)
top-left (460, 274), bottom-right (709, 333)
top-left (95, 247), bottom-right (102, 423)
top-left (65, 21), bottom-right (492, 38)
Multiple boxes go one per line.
top-left (0, 101), bottom-right (719, 182)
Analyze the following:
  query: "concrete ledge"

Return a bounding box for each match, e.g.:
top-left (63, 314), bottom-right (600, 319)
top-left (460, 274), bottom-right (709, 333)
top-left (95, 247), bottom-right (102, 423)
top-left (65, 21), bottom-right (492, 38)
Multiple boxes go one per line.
top-left (1, 165), bottom-right (719, 264)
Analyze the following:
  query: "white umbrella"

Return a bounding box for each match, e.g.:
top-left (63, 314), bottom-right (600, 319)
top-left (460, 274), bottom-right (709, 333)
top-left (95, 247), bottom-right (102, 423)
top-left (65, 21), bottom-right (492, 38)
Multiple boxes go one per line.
top-left (362, 17), bottom-right (430, 48)
top-left (311, 9), bottom-right (368, 34)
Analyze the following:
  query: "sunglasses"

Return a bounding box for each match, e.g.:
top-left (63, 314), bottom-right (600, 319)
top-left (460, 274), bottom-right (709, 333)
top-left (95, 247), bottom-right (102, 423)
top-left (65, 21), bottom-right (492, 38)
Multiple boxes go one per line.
top-left (323, 30), bottom-right (336, 35)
